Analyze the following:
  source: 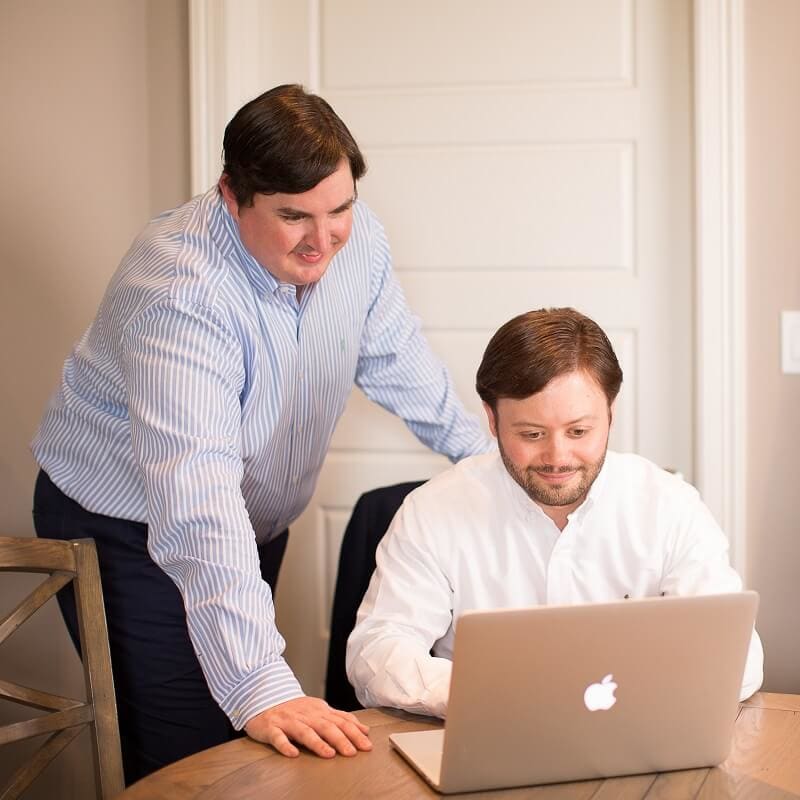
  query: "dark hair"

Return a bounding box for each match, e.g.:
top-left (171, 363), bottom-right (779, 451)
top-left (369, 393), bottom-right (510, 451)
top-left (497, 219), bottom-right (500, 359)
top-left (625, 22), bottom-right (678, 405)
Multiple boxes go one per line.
top-left (476, 308), bottom-right (623, 410)
top-left (222, 84), bottom-right (367, 206)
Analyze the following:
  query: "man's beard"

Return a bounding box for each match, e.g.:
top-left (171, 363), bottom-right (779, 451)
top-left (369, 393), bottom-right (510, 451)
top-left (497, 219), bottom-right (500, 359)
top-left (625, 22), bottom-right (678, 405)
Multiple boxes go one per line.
top-left (498, 440), bottom-right (607, 509)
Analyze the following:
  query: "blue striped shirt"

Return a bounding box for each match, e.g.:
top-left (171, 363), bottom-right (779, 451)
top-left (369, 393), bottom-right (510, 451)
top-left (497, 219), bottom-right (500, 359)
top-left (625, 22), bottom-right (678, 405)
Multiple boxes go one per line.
top-left (31, 187), bottom-right (489, 728)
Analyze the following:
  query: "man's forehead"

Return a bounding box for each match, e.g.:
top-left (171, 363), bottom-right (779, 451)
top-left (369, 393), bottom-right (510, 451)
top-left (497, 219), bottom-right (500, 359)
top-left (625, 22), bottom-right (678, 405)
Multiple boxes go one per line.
top-left (501, 371), bottom-right (606, 400)
top-left (494, 374), bottom-right (611, 424)
top-left (255, 160), bottom-right (355, 207)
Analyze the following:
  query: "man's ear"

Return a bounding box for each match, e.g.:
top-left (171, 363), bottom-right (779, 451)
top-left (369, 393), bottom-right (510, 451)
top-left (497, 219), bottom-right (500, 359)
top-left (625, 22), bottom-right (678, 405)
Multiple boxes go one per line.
top-left (483, 401), bottom-right (499, 438)
top-left (608, 399), bottom-right (616, 428)
top-left (218, 174), bottom-right (239, 219)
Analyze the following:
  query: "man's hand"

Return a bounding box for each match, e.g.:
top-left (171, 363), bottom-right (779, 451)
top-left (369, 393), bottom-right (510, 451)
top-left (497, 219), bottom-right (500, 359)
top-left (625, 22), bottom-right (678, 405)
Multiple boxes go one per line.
top-left (244, 696), bottom-right (372, 758)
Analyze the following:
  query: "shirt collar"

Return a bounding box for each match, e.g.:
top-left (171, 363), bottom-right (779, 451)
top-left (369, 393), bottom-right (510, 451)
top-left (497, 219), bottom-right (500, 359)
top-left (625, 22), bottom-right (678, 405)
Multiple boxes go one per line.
top-left (209, 188), bottom-right (279, 299)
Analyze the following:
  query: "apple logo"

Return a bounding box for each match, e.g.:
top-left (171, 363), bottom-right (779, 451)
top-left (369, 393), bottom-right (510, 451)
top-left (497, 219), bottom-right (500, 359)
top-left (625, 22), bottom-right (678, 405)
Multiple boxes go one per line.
top-left (583, 674), bottom-right (618, 711)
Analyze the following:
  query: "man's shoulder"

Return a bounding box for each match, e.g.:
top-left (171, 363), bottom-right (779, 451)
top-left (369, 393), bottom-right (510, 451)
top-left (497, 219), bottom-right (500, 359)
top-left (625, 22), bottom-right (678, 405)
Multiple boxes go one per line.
top-left (121, 191), bottom-right (217, 280)
top-left (108, 190), bottom-right (241, 328)
top-left (403, 452), bottom-right (504, 514)
top-left (603, 451), bottom-right (698, 501)
top-left (134, 190), bottom-right (213, 249)
top-left (352, 198), bottom-right (379, 227)
top-left (349, 200), bottom-right (386, 248)
top-left (382, 453), bottom-right (503, 555)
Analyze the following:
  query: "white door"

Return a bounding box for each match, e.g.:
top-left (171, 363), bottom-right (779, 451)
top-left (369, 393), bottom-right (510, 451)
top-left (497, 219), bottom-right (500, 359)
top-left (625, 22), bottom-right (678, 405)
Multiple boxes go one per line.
top-left (193, 0), bottom-right (693, 696)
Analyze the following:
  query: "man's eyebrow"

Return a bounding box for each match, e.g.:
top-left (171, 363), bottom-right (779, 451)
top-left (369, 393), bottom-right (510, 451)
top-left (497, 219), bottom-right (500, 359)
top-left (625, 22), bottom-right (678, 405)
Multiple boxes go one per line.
top-left (510, 414), bottom-right (598, 428)
top-left (275, 196), bottom-right (355, 217)
top-left (275, 206), bottom-right (309, 217)
top-left (330, 196), bottom-right (356, 214)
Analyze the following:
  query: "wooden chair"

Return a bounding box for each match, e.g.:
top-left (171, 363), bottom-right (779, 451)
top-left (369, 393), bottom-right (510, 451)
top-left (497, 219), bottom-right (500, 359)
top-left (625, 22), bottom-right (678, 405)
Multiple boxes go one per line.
top-left (0, 537), bottom-right (124, 799)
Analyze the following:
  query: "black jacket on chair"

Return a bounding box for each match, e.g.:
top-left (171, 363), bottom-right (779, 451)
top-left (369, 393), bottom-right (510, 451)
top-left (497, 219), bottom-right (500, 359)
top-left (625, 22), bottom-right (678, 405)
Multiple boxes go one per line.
top-left (324, 480), bottom-right (426, 711)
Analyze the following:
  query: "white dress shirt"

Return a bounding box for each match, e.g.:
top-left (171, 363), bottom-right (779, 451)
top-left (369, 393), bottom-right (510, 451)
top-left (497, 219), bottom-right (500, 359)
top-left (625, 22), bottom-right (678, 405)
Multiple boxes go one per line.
top-left (346, 451), bottom-right (764, 718)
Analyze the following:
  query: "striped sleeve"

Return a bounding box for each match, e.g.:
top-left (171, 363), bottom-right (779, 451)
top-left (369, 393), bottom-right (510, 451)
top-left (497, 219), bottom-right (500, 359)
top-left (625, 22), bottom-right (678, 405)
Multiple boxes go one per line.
top-left (121, 298), bottom-right (303, 727)
top-left (355, 214), bottom-right (491, 461)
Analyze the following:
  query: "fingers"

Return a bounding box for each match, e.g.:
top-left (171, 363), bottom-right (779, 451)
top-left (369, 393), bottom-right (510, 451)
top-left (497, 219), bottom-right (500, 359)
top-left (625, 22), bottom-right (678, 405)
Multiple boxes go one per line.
top-left (245, 697), bottom-right (373, 759)
top-left (277, 718), bottom-right (338, 758)
top-left (307, 716), bottom-right (357, 757)
top-left (328, 711), bottom-right (372, 752)
top-left (331, 708), bottom-right (371, 736)
top-left (264, 727), bottom-right (301, 758)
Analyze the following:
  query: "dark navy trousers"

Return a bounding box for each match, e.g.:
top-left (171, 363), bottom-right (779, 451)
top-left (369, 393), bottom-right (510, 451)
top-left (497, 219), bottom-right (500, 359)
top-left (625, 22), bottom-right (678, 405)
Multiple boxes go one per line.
top-left (32, 470), bottom-right (288, 786)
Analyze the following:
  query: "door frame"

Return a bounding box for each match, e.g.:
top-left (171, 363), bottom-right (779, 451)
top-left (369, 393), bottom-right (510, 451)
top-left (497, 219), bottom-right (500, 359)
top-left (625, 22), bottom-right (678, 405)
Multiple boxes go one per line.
top-left (187, 0), bottom-right (749, 574)
top-left (693, 0), bottom-right (747, 574)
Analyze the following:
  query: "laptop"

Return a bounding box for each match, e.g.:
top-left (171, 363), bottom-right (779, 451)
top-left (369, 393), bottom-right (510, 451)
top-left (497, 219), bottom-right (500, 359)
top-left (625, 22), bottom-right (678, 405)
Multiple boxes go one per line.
top-left (390, 591), bottom-right (758, 794)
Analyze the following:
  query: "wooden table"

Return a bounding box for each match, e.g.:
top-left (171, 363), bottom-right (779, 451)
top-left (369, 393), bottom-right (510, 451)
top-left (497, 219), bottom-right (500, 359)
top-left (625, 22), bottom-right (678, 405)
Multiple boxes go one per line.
top-left (118, 692), bottom-right (800, 799)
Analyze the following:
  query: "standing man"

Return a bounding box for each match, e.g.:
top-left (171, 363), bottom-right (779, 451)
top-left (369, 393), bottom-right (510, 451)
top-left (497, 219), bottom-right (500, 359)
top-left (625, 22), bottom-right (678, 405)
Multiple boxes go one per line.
top-left (31, 84), bottom-right (490, 782)
top-left (347, 308), bottom-right (763, 717)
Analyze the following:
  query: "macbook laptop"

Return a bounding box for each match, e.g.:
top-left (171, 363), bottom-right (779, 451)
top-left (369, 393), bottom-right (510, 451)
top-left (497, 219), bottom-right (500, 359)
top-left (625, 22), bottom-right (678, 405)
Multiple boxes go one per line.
top-left (390, 591), bottom-right (758, 794)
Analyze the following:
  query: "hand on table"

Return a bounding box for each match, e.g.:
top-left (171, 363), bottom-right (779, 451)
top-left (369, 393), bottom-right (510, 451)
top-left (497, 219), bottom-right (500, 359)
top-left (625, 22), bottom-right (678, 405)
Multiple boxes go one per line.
top-left (244, 696), bottom-right (372, 758)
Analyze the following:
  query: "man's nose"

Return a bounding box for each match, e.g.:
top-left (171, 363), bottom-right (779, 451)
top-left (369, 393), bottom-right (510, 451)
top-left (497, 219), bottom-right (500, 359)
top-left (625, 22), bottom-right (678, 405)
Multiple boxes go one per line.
top-left (542, 435), bottom-right (570, 466)
top-left (304, 219), bottom-right (331, 253)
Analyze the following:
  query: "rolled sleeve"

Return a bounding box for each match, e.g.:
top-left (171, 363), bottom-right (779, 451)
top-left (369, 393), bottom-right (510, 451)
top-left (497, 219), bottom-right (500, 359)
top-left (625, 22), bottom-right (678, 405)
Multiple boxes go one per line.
top-left (222, 658), bottom-right (304, 730)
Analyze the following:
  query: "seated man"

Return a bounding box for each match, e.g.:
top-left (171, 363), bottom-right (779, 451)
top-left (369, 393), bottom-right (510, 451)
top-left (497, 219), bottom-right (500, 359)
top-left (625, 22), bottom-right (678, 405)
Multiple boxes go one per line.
top-left (346, 308), bottom-right (764, 718)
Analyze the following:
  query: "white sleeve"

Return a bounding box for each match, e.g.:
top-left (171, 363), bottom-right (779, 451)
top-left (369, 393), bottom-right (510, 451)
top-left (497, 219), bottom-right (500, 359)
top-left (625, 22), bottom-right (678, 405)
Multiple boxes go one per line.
top-left (661, 490), bottom-right (764, 700)
top-left (345, 497), bottom-right (454, 718)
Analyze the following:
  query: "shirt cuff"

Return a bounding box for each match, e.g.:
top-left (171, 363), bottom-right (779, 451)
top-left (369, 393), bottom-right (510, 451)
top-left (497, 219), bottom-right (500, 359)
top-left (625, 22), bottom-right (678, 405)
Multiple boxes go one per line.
top-left (423, 670), bottom-right (451, 719)
top-left (220, 657), bottom-right (305, 730)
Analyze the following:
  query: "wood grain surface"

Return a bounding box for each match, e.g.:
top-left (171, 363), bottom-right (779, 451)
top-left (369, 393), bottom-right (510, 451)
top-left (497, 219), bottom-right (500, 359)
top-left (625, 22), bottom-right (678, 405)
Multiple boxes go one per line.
top-left (118, 694), bottom-right (800, 799)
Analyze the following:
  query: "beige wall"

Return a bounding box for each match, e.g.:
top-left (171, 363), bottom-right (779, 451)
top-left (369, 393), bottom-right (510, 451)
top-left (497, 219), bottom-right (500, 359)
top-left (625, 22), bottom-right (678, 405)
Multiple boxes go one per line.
top-left (0, 0), bottom-right (798, 795)
top-left (745, 0), bottom-right (800, 694)
top-left (0, 1), bottom-right (189, 796)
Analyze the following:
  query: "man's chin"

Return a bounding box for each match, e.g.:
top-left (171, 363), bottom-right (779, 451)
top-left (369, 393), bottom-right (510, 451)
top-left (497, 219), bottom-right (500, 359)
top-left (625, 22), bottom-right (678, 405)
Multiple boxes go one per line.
top-left (284, 261), bottom-right (331, 285)
top-left (526, 475), bottom-right (586, 508)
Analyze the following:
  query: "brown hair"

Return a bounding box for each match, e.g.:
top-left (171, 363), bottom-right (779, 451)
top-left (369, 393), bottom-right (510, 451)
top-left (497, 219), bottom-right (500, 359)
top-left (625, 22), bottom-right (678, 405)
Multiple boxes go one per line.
top-left (476, 308), bottom-right (623, 410)
top-left (222, 84), bottom-right (367, 206)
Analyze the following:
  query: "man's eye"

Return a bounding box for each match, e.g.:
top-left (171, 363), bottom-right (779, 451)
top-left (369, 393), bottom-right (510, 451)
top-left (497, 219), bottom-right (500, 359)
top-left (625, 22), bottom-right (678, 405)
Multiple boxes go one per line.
top-left (570, 429), bottom-right (588, 437)
top-left (524, 432), bottom-right (542, 440)
top-left (280, 214), bottom-right (304, 223)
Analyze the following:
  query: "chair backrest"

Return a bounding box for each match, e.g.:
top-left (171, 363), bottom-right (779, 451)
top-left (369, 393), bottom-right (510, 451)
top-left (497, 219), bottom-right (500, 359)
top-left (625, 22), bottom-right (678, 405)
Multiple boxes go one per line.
top-left (325, 481), bottom-right (425, 711)
top-left (0, 536), bottom-right (124, 800)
